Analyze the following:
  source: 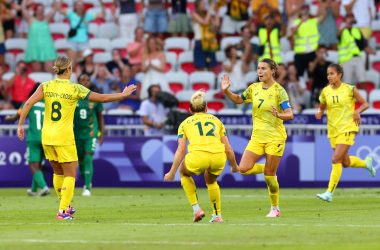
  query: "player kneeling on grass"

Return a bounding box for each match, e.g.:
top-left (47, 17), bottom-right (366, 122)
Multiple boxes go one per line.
top-left (164, 90), bottom-right (238, 223)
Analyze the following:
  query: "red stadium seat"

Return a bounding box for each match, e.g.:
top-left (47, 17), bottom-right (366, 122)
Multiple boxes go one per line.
top-left (178, 101), bottom-right (190, 111)
top-left (372, 61), bottom-right (380, 73)
top-left (168, 83), bottom-right (185, 94)
top-left (373, 100), bottom-right (380, 109)
top-left (208, 101), bottom-right (225, 111)
top-left (189, 71), bottom-right (215, 91)
top-left (357, 81), bottom-right (376, 95)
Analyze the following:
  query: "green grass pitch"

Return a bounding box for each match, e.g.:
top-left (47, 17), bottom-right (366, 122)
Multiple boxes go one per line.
top-left (0, 188), bottom-right (380, 250)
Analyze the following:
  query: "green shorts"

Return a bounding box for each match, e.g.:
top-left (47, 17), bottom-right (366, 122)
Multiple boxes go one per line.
top-left (75, 138), bottom-right (97, 159)
top-left (26, 141), bottom-right (44, 163)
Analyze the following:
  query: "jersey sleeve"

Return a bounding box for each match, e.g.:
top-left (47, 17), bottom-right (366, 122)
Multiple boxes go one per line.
top-left (319, 88), bottom-right (326, 104)
top-left (73, 84), bottom-right (91, 100)
top-left (177, 122), bottom-right (186, 139)
top-left (240, 86), bottom-right (253, 103)
top-left (278, 87), bottom-right (291, 110)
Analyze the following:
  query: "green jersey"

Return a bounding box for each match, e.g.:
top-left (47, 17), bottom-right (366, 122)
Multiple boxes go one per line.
top-left (21, 101), bottom-right (44, 142)
top-left (74, 100), bottom-right (103, 140)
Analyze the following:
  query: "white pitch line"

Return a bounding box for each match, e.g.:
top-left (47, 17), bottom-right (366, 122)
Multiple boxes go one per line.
top-left (0, 238), bottom-right (313, 246)
top-left (0, 222), bottom-right (380, 228)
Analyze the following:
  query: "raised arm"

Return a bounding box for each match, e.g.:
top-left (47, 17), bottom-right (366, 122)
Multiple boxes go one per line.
top-left (17, 85), bottom-right (44, 140)
top-left (221, 75), bottom-right (244, 104)
top-left (46, 1), bottom-right (59, 22)
top-left (88, 84), bottom-right (137, 102)
top-left (164, 138), bottom-right (187, 181)
top-left (21, 0), bottom-right (32, 24)
top-left (57, 0), bottom-right (68, 16)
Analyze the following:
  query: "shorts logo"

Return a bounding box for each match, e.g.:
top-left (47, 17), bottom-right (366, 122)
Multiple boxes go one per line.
top-left (356, 146), bottom-right (380, 169)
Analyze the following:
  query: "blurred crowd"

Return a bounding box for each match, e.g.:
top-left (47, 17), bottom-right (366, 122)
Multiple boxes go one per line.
top-left (0, 0), bottom-right (379, 114)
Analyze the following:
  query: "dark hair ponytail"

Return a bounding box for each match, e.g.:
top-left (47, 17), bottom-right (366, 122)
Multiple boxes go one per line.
top-left (259, 58), bottom-right (279, 79)
top-left (327, 63), bottom-right (344, 80)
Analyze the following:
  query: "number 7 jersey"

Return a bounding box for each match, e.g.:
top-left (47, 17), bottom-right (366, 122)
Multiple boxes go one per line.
top-left (177, 113), bottom-right (226, 153)
top-left (241, 82), bottom-right (290, 143)
top-left (319, 82), bottom-right (358, 138)
top-left (42, 79), bottom-right (90, 146)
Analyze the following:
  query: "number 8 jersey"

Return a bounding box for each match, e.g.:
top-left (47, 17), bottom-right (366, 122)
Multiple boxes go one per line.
top-left (177, 113), bottom-right (226, 154)
top-left (319, 82), bottom-right (358, 138)
top-left (241, 82), bottom-right (291, 143)
top-left (42, 79), bottom-right (90, 145)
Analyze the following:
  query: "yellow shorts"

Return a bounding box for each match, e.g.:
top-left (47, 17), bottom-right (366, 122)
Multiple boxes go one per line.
top-left (359, 27), bottom-right (372, 40)
top-left (329, 132), bottom-right (356, 149)
top-left (43, 145), bottom-right (78, 163)
top-left (185, 151), bottom-right (226, 176)
top-left (245, 140), bottom-right (286, 156)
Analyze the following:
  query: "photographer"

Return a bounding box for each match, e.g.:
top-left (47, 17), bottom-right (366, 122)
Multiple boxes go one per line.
top-left (337, 13), bottom-right (376, 84)
top-left (1, 61), bottom-right (35, 109)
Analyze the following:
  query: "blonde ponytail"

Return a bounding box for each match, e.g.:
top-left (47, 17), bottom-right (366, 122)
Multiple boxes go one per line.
top-left (190, 90), bottom-right (207, 113)
top-left (52, 56), bottom-right (72, 75)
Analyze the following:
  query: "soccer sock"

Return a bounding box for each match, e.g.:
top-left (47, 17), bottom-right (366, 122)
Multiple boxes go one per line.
top-left (33, 170), bottom-right (48, 189)
top-left (31, 177), bottom-right (38, 193)
top-left (241, 163), bottom-right (265, 175)
top-left (264, 175), bottom-right (280, 207)
top-left (180, 176), bottom-right (198, 206)
top-left (206, 182), bottom-right (221, 216)
top-left (327, 163), bottom-right (342, 193)
top-left (59, 177), bottom-right (76, 211)
top-left (53, 174), bottom-right (64, 200)
top-left (349, 156), bottom-right (366, 168)
top-left (83, 154), bottom-right (93, 190)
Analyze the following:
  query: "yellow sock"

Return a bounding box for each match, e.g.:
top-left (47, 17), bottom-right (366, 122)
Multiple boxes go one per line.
top-left (349, 156), bottom-right (366, 168)
top-left (264, 176), bottom-right (279, 206)
top-left (241, 164), bottom-right (265, 175)
top-left (327, 163), bottom-right (342, 193)
top-left (206, 182), bottom-right (221, 215)
top-left (59, 177), bottom-right (76, 211)
top-left (180, 176), bottom-right (198, 205)
top-left (53, 174), bottom-right (64, 200)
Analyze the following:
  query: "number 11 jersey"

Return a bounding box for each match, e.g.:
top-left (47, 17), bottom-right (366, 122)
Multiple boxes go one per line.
top-left (241, 82), bottom-right (290, 143)
top-left (42, 79), bottom-right (90, 146)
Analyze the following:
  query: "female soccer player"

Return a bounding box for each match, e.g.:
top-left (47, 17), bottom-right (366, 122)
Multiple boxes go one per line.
top-left (74, 74), bottom-right (104, 197)
top-left (6, 83), bottom-right (50, 197)
top-left (17, 56), bottom-right (136, 220)
top-left (164, 91), bottom-right (238, 223)
top-left (221, 58), bottom-right (294, 218)
top-left (315, 63), bottom-right (376, 202)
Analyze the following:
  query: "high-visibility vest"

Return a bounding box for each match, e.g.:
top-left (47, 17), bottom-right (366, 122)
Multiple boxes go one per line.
top-left (293, 18), bottom-right (319, 54)
top-left (338, 28), bottom-right (362, 64)
top-left (258, 27), bottom-right (282, 64)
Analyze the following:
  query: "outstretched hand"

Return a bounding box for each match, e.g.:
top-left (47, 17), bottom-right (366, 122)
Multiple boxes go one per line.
top-left (123, 84), bottom-right (137, 97)
top-left (17, 125), bottom-right (24, 141)
top-left (221, 75), bottom-right (231, 92)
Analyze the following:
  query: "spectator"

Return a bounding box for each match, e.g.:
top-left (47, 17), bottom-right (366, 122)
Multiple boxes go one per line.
top-left (286, 64), bottom-right (310, 113)
top-left (2, 61), bottom-right (35, 109)
top-left (21, 0), bottom-right (57, 72)
top-left (258, 13), bottom-right (283, 64)
top-left (127, 27), bottom-right (145, 74)
top-left (138, 84), bottom-right (168, 136)
top-left (252, 0), bottom-right (279, 25)
top-left (0, 6), bottom-right (6, 68)
top-left (168, 0), bottom-right (192, 37)
top-left (116, 65), bottom-right (141, 111)
top-left (192, 0), bottom-right (219, 71)
top-left (290, 4), bottom-right (321, 78)
top-left (91, 65), bottom-right (117, 94)
top-left (140, 36), bottom-right (169, 100)
top-left (337, 13), bottom-right (376, 84)
top-left (318, 0), bottom-right (339, 50)
top-left (342, 0), bottom-right (375, 40)
top-left (220, 0), bottom-right (249, 37)
top-left (276, 63), bottom-right (288, 87)
top-left (142, 0), bottom-right (168, 38)
top-left (58, 0), bottom-right (105, 63)
top-left (308, 45), bottom-right (331, 107)
top-left (76, 49), bottom-right (96, 77)
top-left (106, 49), bottom-right (129, 79)
top-left (116, 0), bottom-right (139, 40)
top-left (285, 0), bottom-right (305, 37)
top-left (236, 25), bottom-right (256, 70)
top-left (222, 45), bottom-right (249, 92)
top-left (1, 0), bottom-right (16, 39)
top-left (0, 66), bottom-right (12, 109)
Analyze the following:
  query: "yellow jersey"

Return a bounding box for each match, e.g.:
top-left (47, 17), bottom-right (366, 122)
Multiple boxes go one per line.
top-left (42, 79), bottom-right (90, 146)
top-left (178, 113), bottom-right (226, 154)
top-left (319, 82), bottom-right (358, 138)
top-left (241, 82), bottom-right (290, 143)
